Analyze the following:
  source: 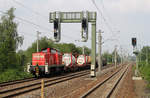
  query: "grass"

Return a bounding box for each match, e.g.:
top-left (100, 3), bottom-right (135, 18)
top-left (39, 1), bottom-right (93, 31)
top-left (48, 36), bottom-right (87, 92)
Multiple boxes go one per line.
top-left (0, 69), bottom-right (33, 83)
top-left (132, 64), bottom-right (136, 73)
top-left (139, 62), bottom-right (150, 88)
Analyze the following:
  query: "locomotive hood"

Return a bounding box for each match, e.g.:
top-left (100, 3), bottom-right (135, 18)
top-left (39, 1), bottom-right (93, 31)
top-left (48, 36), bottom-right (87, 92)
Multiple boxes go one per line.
top-left (32, 53), bottom-right (46, 66)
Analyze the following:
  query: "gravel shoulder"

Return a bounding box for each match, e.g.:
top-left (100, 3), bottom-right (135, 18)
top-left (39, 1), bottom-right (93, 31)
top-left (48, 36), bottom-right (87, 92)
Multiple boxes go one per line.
top-left (114, 64), bottom-right (150, 98)
top-left (134, 78), bottom-right (150, 98)
top-left (115, 64), bottom-right (137, 98)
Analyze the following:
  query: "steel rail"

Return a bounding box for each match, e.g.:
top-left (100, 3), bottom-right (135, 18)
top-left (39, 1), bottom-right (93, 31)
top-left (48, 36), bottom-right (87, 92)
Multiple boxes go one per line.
top-left (81, 65), bottom-right (128, 98)
top-left (0, 70), bottom-right (90, 98)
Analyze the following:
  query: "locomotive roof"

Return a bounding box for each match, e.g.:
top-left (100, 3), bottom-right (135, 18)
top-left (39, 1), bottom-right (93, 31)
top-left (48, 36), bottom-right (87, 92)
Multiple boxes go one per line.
top-left (41, 47), bottom-right (60, 51)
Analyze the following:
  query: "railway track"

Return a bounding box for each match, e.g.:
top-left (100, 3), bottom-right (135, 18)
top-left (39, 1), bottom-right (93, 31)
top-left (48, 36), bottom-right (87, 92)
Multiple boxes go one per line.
top-left (0, 77), bottom-right (37, 87)
top-left (0, 64), bottom-right (112, 88)
top-left (0, 70), bottom-right (90, 98)
top-left (81, 64), bottom-right (129, 98)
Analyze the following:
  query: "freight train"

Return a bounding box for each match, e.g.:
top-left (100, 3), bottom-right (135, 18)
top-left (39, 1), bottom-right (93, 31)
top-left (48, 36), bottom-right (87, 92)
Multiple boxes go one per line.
top-left (28, 48), bottom-right (107, 77)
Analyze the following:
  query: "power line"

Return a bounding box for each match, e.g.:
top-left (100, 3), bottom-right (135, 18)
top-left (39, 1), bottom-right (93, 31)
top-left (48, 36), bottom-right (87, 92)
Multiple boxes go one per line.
top-left (12, 0), bottom-right (48, 20)
top-left (101, 0), bottom-right (114, 26)
top-left (0, 10), bottom-right (84, 41)
top-left (16, 16), bottom-right (51, 31)
top-left (91, 0), bottom-right (114, 34)
top-left (0, 10), bottom-right (51, 31)
top-left (12, 0), bottom-right (93, 42)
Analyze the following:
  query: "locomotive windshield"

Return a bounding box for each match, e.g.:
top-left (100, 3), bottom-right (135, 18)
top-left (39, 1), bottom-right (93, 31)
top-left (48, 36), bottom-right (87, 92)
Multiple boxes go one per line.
top-left (41, 48), bottom-right (48, 52)
top-left (41, 49), bottom-right (47, 52)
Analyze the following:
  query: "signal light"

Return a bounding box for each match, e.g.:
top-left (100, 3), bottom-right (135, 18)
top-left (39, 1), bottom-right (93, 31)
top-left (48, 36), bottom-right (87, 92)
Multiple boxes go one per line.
top-left (132, 38), bottom-right (136, 47)
top-left (54, 32), bottom-right (57, 38)
top-left (54, 19), bottom-right (59, 30)
top-left (81, 18), bottom-right (88, 42)
top-left (82, 18), bottom-right (87, 29)
top-left (53, 18), bottom-right (61, 42)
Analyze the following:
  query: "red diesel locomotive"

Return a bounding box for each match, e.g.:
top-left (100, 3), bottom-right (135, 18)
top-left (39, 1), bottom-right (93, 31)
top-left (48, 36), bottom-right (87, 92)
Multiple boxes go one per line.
top-left (29, 48), bottom-right (65, 77)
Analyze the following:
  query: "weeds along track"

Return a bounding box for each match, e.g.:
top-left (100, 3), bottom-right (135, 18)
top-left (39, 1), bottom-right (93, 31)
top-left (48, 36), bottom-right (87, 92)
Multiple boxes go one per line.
top-left (81, 65), bottom-right (129, 98)
top-left (0, 70), bottom-right (90, 98)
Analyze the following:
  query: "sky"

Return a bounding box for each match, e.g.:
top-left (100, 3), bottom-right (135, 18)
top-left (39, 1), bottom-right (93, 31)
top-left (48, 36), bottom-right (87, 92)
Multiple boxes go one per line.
top-left (0, 0), bottom-right (150, 56)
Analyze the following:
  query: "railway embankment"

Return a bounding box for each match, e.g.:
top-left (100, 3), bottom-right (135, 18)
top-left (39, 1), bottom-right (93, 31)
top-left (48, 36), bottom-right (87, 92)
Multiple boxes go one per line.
top-left (0, 69), bottom-right (33, 83)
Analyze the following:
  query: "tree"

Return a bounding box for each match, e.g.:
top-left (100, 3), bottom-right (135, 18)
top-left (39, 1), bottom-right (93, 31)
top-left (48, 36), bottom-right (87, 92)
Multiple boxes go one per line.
top-left (0, 8), bottom-right (23, 72)
top-left (138, 46), bottom-right (150, 64)
top-left (102, 52), bottom-right (113, 63)
top-left (84, 46), bottom-right (91, 55)
top-left (54, 43), bottom-right (83, 54)
top-left (24, 37), bottom-right (54, 64)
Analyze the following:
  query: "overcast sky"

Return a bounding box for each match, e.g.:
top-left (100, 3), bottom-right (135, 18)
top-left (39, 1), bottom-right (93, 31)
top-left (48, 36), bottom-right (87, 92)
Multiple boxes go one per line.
top-left (0, 0), bottom-right (150, 55)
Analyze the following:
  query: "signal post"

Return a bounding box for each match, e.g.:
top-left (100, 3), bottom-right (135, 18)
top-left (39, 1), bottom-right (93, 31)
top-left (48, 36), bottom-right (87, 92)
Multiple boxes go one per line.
top-left (49, 11), bottom-right (97, 77)
top-left (132, 37), bottom-right (141, 79)
top-left (91, 21), bottom-right (96, 77)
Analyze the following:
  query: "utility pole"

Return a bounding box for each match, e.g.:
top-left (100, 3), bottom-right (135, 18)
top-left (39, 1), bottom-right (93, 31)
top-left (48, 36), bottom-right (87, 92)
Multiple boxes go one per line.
top-left (139, 45), bottom-right (141, 62)
top-left (37, 31), bottom-right (41, 52)
top-left (98, 30), bottom-right (102, 75)
top-left (120, 47), bottom-right (123, 65)
top-left (82, 46), bottom-right (85, 54)
top-left (114, 45), bottom-right (117, 68)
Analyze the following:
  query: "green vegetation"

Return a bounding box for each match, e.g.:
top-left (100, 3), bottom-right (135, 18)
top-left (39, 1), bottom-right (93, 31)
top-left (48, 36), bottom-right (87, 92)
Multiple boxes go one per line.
top-left (102, 51), bottom-right (121, 64)
top-left (0, 8), bottom-right (23, 72)
top-left (0, 8), bottom-right (32, 83)
top-left (139, 63), bottom-right (150, 87)
top-left (0, 69), bottom-right (33, 83)
top-left (138, 46), bottom-right (150, 87)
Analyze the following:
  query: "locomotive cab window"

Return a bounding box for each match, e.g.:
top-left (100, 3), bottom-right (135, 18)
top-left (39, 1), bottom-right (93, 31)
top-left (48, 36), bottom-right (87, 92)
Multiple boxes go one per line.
top-left (41, 48), bottom-right (48, 53)
top-left (51, 49), bottom-right (56, 54)
top-left (57, 51), bottom-right (61, 55)
top-left (41, 49), bottom-right (47, 53)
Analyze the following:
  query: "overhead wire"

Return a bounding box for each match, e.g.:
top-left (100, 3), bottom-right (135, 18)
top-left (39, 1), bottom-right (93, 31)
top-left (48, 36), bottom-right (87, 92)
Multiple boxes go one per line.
top-left (91, 0), bottom-right (114, 34)
top-left (101, 0), bottom-right (114, 27)
top-left (0, 10), bottom-right (51, 31)
top-left (101, 0), bottom-right (121, 39)
top-left (1, 0), bottom-right (93, 42)
top-left (12, 0), bottom-right (48, 21)
top-left (12, 0), bottom-right (82, 40)
top-left (91, 0), bottom-right (122, 48)
top-left (11, 0), bottom-right (91, 42)
top-left (0, 10), bottom-right (79, 40)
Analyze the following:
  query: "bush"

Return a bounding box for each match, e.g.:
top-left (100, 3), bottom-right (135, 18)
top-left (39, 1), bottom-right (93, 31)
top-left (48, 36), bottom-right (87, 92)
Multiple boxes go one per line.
top-left (0, 69), bottom-right (33, 83)
top-left (139, 62), bottom-right (150, 88)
